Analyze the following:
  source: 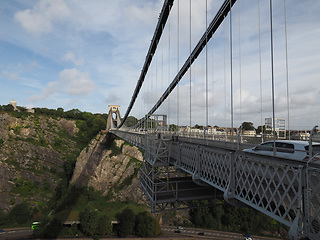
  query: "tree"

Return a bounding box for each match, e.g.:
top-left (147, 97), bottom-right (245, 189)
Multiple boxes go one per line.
top-left (116, 208), bottom-right (135, 237)
top-left (56, 107), bottom-right (65, 117)
top-left (256, 125), bottom-right (265, 134)
top-left (169, 124), bottom-right (179, 131)
top-left (44, 218), bottom-right (62, 238)
top-left (135, 211), bottom-right (161, 237)
top-left (124, 116), bottom-right (138, 127)
top-left (96, 214), bottom-right (112, 236)
top-left (8, 202), bottom-right (32, 224)
top-left (80, 206), bottom-right (99, 236)
top-left (79, 206), bottom-right (111, 237)
top-left (241, 122), bottom-right (255, 130)
top-left (3, 104), bottom-right (14, 112)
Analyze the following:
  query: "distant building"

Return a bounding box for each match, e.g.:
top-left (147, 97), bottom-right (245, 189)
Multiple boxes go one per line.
top-left (243, 129), bottom-right (256, 137)
top-left (9, 99), bottom-right (34, 113)
top-left (9, 99), bottom-right (17, 111)
top-left (265, 118), bottom-right (286, 138)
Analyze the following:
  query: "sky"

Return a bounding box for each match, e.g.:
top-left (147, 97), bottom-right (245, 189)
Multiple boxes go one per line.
top-left (0, 0), bottom-right (319, 130)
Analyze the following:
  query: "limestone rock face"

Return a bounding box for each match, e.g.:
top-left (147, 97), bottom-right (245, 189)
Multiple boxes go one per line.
top-left (0, 113), bottom-right (79, 213)
top-left (71, 133), bottom-right (145, 203)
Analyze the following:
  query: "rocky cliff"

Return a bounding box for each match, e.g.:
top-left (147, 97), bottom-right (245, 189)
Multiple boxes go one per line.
top-left (71, 132), bottom-right (145, 203)
top-left (0, 113), bottom-right (80, 212)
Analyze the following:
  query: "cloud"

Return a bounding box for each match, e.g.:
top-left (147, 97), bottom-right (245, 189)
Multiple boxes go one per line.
top-left (104, 93), bottom-right (121, 105)
top-left (14, 0), bottom-right (70, 35)
top-left (60, 68), bottom-right (94, 95)
top-left (62, 52), bottom-right (84, 66)
top-left (29, 68), bottom-right (94, 102)
top-left (2, 70), bottom-right (19, 80)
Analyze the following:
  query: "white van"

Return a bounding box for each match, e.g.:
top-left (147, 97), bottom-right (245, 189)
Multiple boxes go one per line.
top-left (243, 140), bottom-right (320, 161)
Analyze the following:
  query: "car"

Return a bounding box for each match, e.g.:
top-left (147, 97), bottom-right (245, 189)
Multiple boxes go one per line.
top-left (0, 229), bottom-right (3, 233)
top-left (174, 230), bottom-right (181, 233)
top-left (198, 232), bottom-right (205, 235)
top-left (244, 234), bottom-right (252, 240)
top-left (177, 226), bottom-right (183, 230)
top-left (243, 140), bottom-right (320, 161)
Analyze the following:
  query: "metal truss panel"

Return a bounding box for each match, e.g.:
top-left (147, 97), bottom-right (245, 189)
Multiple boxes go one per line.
top-left (234, 153), bottom-right (302, 227)
top-left (176, 143), bottom-right (198, 174)
top-left (307, 167), bottom-right (320, 240)
top-left (200, 147), bottom-right (231, 191)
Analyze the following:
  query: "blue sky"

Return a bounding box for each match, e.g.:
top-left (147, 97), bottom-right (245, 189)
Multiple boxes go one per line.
top-left (1, 0), bottom-right (320, 130)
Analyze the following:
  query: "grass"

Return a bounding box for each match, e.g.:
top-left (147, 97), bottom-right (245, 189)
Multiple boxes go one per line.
top-left (54, 187), bottom-right (148, 222)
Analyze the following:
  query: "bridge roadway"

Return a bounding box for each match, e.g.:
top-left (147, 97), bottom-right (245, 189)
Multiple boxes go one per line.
top-left (110, 128), bottom-right (320, 240)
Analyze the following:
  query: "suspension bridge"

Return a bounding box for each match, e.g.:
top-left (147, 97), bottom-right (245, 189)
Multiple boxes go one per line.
top-left (107, 0), bottom-right (320, 239)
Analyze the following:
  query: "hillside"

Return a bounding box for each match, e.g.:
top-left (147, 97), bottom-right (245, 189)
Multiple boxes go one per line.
top-left (0, 112), bottom-right (81, 213)
top-left (0, 109), bottom-right (150, 235)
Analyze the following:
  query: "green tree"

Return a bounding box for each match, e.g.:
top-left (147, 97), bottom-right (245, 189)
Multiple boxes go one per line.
top-left (3, 104), bottom-right (14, 112)
top-left (124, 116), bottom-right (138, 127)
top-left (79, 206), bottom-right (111, 237)
top-left (44, 218), bottom-right (62, 238)
top-left (8, 202), bottom-right (32, 224)
top-left (241, 122), bottom-right (255, 130)
top-left (56, 107), bottom-right (65, 117)
top-left (135, 211), bottom-right (161, 237)
top-left (80, 206), bottom-right (99, 236)
top-left (169, 124), bottom-right (179, 131)
top-left (96, 214), bottom-right (112, 236)
top-left (116, 208), bottom-right (135, 237)
top-left (256, 125), bottom-right (265, 134)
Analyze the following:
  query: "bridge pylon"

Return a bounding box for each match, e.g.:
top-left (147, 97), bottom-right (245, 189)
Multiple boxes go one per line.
top-left (107, 105), bottom-right (122, 130)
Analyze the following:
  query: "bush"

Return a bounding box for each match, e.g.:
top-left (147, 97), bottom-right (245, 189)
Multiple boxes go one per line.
top-left (135, 211), bottom-right (161, 237)
top-left (8, 202), bottom-right (32, 224)
top-left (115, 208), bottom-right (135, 237)
top-left (79, 206), bottom-right (111, 237)
top-left (44, 218), bottom-right (62, 238)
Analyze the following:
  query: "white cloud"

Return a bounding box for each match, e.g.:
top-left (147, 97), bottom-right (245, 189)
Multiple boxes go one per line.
top-left (60, 68), bottom-right (94, 95)
top-left (14, 0), bottom-right (70, 35)
top-left (28, 68), bottom-right (94, 102)
top-left (62, 52), bottom-right (84, 66)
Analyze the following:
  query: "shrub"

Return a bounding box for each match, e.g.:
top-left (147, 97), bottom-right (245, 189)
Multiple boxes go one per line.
top-left (8, 202), bottom-right (32, 224)
top-left (115, 208), bottom-right (135, 237)
top-left (79, 206), bottom-right (111, 237)
top-left (135, 211), bottom-right (161, 237)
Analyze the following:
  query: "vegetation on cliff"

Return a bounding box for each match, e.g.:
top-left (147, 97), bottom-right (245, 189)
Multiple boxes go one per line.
top-left (0, 105), bottom-right (107, 228)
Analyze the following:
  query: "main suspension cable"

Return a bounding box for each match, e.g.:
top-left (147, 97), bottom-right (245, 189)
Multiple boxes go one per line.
top-left (134, 0), bottom-right (238, 128)
top-left (118, 0), bottom-right (174, 128)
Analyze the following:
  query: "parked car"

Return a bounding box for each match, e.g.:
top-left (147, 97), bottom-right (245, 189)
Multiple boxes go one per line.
top-left (244, 234), bottom-right (252, 240)
top-left (0, 229), bottom-right (3, 233)
top-left (177, 226), bottom-right (183, 230)
top-left (243, 140), bottom-right (320, 161)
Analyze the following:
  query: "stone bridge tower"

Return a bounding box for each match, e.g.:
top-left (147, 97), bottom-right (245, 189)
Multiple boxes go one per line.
top-left (106, 105), bottom-right (122, 130)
